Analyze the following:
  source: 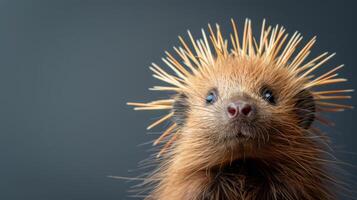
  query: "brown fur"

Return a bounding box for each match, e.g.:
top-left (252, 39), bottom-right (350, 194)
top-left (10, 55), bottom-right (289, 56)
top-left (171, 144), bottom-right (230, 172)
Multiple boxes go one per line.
top-left (127, 19), bottom-right (352, 200)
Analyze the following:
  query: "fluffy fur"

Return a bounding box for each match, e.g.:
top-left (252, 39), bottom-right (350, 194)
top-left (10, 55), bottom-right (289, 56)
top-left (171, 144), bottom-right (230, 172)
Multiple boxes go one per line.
top-left (127, 19), bottom-right (352, 200)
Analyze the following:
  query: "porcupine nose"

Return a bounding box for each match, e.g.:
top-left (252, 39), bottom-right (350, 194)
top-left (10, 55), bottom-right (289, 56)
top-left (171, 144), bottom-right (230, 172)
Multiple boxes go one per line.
top-left (227, 101), bottom-right (253, 118)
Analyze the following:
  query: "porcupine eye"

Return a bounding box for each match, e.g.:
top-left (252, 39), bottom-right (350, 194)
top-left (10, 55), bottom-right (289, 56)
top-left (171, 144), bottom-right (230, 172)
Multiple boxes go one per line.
top-left (206, 89), bottom-right (218, 104)
top-left (294, 89), bottom-right (316, 129)
top-left (261, 86), bottom-right (276, 105)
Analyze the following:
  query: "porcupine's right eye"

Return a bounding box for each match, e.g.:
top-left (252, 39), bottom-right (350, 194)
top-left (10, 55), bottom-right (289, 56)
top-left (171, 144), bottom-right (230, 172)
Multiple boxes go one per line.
top-left (206, 89), bottom-right (218, 104)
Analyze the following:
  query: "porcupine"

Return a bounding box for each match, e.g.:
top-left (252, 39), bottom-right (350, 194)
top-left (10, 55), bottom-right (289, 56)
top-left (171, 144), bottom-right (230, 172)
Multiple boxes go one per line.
top-left (127, 19), bottom-right (353, 200)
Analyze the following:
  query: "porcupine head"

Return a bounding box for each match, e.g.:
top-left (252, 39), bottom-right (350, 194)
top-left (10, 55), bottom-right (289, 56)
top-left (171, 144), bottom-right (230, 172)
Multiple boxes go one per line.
top-left (127, 19), bottom-right (353, 200)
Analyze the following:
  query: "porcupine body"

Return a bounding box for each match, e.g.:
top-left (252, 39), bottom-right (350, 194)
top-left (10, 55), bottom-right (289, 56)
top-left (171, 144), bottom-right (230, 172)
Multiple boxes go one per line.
top-left (127, 19), bottom-right (353, 200)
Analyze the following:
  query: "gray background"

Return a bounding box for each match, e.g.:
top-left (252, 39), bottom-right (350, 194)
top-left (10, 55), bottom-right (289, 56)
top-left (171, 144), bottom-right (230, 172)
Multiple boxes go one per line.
top-left (0, 0), bottom-right (356, 199)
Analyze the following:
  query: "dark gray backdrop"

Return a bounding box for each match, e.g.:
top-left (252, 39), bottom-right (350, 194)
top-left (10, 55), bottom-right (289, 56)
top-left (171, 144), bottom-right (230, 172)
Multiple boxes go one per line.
top-left (0, 0), bottom-right (356, 199)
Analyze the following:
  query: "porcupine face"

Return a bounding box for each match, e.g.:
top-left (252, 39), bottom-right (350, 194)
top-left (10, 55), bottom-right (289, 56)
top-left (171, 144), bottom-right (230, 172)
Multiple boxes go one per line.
top-left (128, 19), bottom-right (351, 160)
top-left (172, 56), bottom-right (316, 155)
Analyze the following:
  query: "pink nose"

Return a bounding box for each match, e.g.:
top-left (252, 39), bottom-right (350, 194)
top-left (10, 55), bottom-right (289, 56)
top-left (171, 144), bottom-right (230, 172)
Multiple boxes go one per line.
top-left (227, 101), bottom-right (253, 118)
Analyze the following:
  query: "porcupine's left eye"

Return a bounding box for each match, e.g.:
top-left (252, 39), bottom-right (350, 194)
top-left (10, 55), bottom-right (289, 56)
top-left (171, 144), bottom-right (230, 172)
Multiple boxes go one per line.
top-left (261, 86), bottom-right (276, 105)
top-left (206, 89), bottom-right (218, 104)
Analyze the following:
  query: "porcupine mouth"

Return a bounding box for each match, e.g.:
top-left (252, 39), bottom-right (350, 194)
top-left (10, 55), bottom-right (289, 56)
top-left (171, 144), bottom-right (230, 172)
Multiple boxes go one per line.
top-left (221, 131), bottom-right (249, 142)
top-left (220, 121), bottom-right (253, 143)
top-left (215, 124), bottom-right (264, 165)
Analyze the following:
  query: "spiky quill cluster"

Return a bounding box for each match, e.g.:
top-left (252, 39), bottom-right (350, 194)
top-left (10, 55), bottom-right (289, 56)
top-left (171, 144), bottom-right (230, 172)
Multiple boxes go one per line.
top-left (127, 19), bottom-right (353, 158)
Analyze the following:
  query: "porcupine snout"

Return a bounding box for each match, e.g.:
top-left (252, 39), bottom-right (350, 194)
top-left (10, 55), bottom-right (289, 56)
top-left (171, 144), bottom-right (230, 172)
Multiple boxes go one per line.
top-left (223, 95), bottom-right (258, 138)
top-left (227, 101), bottom-right (254, 118)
